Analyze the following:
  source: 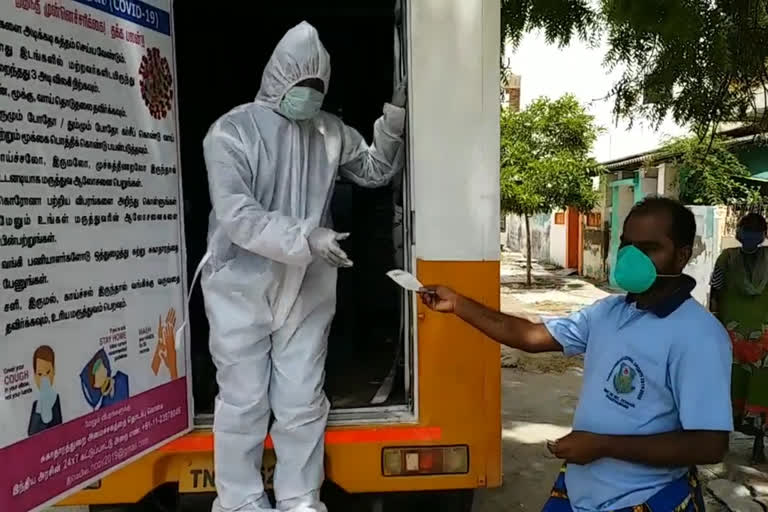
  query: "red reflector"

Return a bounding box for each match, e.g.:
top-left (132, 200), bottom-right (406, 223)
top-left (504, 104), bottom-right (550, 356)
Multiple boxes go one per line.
top-left (419, 451), bottom-right (434, 471)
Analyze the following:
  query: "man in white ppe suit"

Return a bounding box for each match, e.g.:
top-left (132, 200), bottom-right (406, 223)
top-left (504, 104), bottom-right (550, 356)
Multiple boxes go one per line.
top-left (201, 21), bottom-right (406, 512)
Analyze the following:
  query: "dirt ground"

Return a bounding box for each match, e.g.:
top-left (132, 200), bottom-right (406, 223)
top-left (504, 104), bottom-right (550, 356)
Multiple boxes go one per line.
top-left (473, 367), bottom-right (584, 512)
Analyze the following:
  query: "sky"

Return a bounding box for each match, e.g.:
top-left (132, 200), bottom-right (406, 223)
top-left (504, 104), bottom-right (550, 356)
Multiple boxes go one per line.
top-left (505, 32), bottom-right (689, 163)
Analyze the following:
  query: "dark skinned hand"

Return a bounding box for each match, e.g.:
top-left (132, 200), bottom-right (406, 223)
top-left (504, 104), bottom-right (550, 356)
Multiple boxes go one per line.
top-left (547, 431), bottom-right (606, 465)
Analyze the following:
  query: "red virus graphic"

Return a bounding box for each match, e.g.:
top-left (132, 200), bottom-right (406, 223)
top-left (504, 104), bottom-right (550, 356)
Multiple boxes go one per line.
top-left (139, 47), bottom-right (173, 120)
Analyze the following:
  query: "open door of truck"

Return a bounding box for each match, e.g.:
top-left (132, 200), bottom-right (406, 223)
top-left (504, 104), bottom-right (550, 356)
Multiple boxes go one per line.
top-left (0, 1), bottom-right (193, 510)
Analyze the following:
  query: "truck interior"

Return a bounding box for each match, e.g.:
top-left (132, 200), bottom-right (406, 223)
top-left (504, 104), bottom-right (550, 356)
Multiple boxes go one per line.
top-left (173, 0), bottom-right (413, 424)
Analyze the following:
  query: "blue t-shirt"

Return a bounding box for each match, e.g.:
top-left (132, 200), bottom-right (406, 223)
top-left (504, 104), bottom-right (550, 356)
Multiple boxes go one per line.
top-left (545, 291), bottom-right (732, 512)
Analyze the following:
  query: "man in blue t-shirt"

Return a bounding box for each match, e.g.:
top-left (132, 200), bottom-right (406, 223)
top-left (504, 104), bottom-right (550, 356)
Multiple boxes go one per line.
top-left (421, 197), bottom-right (732, 512)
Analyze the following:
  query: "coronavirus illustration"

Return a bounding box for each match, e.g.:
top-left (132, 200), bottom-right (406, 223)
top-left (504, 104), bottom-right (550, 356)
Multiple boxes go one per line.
top-left (139, 47), bottom-right (173, 120)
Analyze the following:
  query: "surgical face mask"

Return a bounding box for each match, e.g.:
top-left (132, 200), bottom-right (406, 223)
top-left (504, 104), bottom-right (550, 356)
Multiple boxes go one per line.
top-left (614, 245), bottom-right (680, 294)
top-left (37, 376), bottom-right (56, 423)
top-left (279, 86), bottom-right (324, 121)
top-left (738, 228), bottom-right (764, 253)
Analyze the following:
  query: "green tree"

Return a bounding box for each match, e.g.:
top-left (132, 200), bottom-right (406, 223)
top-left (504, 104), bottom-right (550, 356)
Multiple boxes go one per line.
top-left (501, 0), bottom-right (768, 134)
top-left (659, 135), bottom-right (758, 205)
top-left (501, 94), bottom-right (603, 285)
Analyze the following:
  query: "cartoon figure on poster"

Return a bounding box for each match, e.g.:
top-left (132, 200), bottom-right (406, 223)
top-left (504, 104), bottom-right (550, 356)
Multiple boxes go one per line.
top-left (28, 345), bottom-right (63, 436)
top-left (80, 349), bottom-right (130, 411)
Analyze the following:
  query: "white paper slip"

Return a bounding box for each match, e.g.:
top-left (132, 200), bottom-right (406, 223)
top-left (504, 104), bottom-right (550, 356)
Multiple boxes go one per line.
top-left (386, 269), bottom-right (424, 292)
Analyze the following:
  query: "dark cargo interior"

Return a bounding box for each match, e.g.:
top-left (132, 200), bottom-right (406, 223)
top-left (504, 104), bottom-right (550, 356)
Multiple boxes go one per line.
top-left (173, 0), bottom-right (407, 415)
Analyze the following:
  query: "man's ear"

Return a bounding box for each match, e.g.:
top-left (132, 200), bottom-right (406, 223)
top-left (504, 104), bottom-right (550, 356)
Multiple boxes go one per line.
top-left (677, 246), bottom-right (693, 269)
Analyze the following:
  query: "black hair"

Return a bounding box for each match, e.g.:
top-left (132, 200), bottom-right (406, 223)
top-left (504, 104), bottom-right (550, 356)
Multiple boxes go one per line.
top-left (625, 196), bottom-right (696, 248)
top-left (738, 213), bottom-right (768, 233)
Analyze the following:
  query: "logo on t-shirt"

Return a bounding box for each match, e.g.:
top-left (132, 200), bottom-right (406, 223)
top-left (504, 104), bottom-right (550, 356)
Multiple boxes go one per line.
top-left (604, 356), bottom-right (645, 409)
top-left (613, 363), bottom-right (636, 394)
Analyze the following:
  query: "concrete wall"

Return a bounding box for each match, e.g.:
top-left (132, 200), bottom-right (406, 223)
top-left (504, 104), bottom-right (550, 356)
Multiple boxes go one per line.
top-left (504, 213), bottom-right (526, 253)
top-left (684, 206), bottom-right (726, 306)
top-left (658, 163), bottom-right (679, 198)
top-left (550, 222), bottom-right (566, 267)
top-left (582, 177), bottom-right (610, 280)
top-left (504, 212), bottom-right (555, 264)
top-left (641, 177), bottom-right (658, 197)
top-left (582, 224), bottom-right (609, 280)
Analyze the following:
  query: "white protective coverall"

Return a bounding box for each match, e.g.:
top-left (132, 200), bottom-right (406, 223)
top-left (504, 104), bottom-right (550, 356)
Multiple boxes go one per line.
top-left (201, 21), bottom-right (405, 512)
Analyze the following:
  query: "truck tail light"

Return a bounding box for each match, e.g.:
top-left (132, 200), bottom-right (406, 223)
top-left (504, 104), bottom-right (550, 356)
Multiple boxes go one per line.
top-left (382, 446), bottom-right (469, 476)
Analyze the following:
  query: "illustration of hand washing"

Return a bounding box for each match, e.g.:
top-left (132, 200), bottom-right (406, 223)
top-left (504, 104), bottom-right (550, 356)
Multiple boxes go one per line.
top-left (152, 308), bottom-right (179, 380)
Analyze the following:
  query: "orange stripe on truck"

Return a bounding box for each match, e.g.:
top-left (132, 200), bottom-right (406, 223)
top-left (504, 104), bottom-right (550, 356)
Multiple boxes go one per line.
top-left (160, 427), bottom-right (442, 453)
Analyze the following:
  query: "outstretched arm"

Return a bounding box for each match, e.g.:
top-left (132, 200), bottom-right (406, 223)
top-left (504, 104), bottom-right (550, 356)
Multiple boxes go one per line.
top-left (420, 286), bottom-right (561, 353)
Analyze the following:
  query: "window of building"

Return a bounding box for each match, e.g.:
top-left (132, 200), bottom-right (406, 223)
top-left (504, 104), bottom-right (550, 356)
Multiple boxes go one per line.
top-left (586, 212), bottom-right (602, 228)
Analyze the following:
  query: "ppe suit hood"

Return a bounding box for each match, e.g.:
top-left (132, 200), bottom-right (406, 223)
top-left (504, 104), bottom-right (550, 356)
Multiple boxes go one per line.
top-left (256, 22), bottom-right (331, 110)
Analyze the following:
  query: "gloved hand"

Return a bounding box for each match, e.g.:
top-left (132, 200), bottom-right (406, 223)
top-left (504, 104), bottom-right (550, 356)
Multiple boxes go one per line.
top-left (308, 228), bottom-right (353, 267)
top-left (391, 81), bottom-right (407, 108)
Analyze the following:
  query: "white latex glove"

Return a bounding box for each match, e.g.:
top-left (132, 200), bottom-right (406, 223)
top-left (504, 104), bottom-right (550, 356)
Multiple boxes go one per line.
top-left (391, 81), bottom-right (407, 108)
top-left (308, 228), bottom-right (353, 267)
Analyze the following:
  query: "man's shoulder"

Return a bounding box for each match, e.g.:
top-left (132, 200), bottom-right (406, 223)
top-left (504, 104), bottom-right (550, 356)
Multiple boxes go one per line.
top-left (583, 294), bottom-right (626, 314)
top-left (675, 297), bottom-right (722, 323)
top-left (671, 298), bottom-right (729, 344)
top-left (206, 103), bottom-right (271, 138)
top-left (553, 295), bottom-right (624, 327)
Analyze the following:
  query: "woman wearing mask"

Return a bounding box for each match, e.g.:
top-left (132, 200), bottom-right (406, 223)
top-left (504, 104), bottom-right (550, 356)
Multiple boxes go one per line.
top-left (710, 213), bottom-right (768, 462)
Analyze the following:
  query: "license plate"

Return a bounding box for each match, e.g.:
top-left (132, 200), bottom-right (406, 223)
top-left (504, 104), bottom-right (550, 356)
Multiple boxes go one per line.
top-left (179, 451), bottom-right (276, 493)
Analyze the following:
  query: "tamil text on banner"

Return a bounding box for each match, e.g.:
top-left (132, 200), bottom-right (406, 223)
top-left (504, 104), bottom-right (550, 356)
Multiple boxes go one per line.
top-left (0, 0), bottom-right (191, 510)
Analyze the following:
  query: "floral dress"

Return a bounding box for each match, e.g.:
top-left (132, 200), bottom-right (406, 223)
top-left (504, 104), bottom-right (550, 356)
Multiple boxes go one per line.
top-left (711, 247), bottom-right (768, 420)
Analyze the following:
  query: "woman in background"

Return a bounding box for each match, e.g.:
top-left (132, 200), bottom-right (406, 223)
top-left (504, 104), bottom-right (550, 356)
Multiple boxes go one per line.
top-left (711, 213), bottom-right (768, 462)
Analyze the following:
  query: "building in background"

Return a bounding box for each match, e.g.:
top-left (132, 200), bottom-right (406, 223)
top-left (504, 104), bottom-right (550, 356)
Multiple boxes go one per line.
top-left (502, 71), bottom-right (521, 112)
top-left (500, 31), bottom-right (688, 272)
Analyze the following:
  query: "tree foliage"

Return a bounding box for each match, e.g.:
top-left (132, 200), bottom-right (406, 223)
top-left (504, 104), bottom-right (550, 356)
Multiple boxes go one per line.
top-left (659, 135), bottom-right (758, 205)
top-left (501, 0), bottom-right (768, 134)
top-left (500, 94), bottom-right (602, 216)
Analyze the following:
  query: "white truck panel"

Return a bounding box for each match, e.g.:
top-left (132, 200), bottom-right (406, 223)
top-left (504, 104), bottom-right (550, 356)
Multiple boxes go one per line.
top-left (409, 0), bottom-right (501, 262)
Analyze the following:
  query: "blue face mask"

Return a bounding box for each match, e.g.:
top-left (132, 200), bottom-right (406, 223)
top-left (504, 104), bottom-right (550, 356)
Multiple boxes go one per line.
top-left (737, 228), bottom-right (764, 252)
top-left (37, 376), bottom-right (57, 423)
top-left (279, 86), bottom-right (324, 121)
top-left (614, 245), bottom-right (680, 294)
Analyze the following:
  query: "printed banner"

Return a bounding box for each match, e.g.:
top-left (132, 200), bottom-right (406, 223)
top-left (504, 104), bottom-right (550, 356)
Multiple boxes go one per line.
top-left (0, 1), bottom-right (191, 510)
